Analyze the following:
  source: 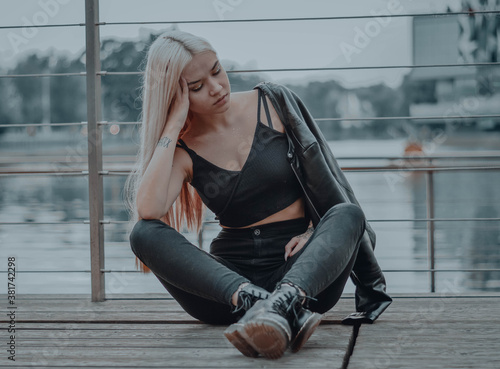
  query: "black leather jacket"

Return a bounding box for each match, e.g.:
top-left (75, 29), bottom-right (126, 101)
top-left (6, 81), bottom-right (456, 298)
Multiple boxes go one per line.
top-left (254, 81), bottom-right (375, 243)
top-left (255, 82), bottom-right (392, 323)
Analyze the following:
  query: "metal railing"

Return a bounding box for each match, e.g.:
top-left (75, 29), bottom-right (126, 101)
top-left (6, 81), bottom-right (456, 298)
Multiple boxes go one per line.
top-left (85, 0), bottom-right (105, 302)
top-left (0, 0), bottom-right (499, 300)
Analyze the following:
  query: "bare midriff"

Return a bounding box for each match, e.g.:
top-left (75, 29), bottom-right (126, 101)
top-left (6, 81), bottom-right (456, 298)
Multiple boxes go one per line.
top-left (220, 197), bottom-right (306, 229)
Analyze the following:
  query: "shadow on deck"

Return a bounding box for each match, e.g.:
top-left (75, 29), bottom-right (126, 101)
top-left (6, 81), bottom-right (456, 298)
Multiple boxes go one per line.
top-left (1, 294), bottom-right (499, 368)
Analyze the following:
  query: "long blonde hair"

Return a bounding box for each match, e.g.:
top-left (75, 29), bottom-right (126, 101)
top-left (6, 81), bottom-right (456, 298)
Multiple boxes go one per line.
top-left (125, 30), bottom-right (215, 271)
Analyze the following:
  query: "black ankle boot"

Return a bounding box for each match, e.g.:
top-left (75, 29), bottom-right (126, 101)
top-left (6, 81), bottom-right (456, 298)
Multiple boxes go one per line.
top-left (237, 284), bottom-right (322, 359)
top-left (289, 305), bottom-right (323, 353)
top-left (224, 284), bottom-right (270, 357)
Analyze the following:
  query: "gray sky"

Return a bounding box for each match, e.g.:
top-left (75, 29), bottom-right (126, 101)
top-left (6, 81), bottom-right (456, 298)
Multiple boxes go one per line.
top-left (0, 0), bottom-right (456, 87)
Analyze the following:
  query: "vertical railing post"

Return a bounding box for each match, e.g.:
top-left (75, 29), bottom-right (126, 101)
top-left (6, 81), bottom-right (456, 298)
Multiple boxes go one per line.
top-left (85, 0), bottom-right (105, 301)
top-left (426, 167), bottom-right (436, 293)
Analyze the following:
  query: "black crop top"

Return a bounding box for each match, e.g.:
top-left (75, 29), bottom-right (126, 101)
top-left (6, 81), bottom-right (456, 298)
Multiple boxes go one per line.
top-left (176, 88), bottom-right (303, 227)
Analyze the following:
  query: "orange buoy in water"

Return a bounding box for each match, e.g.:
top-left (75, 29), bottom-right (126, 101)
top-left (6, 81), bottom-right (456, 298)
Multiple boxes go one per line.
top-left (404, 141), bottom-right (424, 155)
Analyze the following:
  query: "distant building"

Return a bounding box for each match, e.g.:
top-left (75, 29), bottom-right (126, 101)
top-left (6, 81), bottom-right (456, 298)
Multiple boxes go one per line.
top-left (408, 2), bottom-right (500, 130)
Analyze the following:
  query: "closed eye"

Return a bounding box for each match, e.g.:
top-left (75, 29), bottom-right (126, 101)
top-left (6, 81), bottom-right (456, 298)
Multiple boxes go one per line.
top-left (191, 65), bottom-right (222, 92)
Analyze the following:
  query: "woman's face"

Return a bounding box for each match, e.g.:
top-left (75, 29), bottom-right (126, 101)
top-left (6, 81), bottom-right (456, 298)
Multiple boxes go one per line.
top-left (181, 51), bottom-right (231, 115)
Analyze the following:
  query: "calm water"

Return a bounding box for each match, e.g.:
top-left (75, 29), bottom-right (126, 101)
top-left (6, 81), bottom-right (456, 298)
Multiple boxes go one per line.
top-left (1, 137), bottom-right (499, 295)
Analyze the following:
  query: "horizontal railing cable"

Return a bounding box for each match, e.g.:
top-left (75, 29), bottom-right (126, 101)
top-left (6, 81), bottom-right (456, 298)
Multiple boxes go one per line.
top-left (0, 220), bottom-right (122, 225)
top-left (99, 165), bottom-right (500, 176)
top-left (2, 165), bottom-right (500, 176)
top-left (0, 171), bottom-right (88, 177)
top-left (99, 61), bottom-right (500, 77)
top-left (1, 61), bottom-right (498, 79)
top-left (96, 113), bottom-right (500, 127)
top-left (98, 10), bottom-right (500, 26)
top-left (1, 217), bottom-right (499, 226)
top-left (101, 115), bottom-right (499, 124)
top-left (1, 112), bottom-right (499, 129)
top-left (0, 72), bottom-right (85, 79)
top-left (0, 270), bottom-right (92, 273)
top-left (2, 268), bottom-right (500, 274)
top-left (164, 217), bottom-right (500, 224)
top-left (315, 114), bottom-right (500, 122)
top-left (381, 268), bottom-right (500, 273)
top-left (4, 61), bottom-right (497, 79)
top-left (1, 155), bottom-right (498, 164)
top-left (0, 22), bottom-right (84, 30)
top-left (1, 10), bottom-right (499, 31)
top-left (100, 268), bottom-right (500, 273)
top-left (0, 221), bottom-right (89, 225)
top-left (0, 122), bottom-right (86, 128)
top-left (202, 217), bottom-right (500, 224)
top-left (337, 155), bottom-right (500, 160)
top-left (357, 217), bottom-right (500, 223)
top-left (343, 165), bottom-right (500, 173)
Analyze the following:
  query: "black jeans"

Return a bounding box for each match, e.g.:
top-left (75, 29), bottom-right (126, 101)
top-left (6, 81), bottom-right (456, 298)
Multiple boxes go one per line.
top-left (130, 203), bottom-right (366, 325)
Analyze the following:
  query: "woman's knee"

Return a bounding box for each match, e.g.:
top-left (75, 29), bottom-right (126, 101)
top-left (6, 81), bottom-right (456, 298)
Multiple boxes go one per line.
top-left (321, 203), bottom-right (367, 239)
top-left (129, 219), bottom-right (148, 256)
top-left (129, 218), bottom-right (167, 256)
top-left (324, 203), bottom-right (365, 223)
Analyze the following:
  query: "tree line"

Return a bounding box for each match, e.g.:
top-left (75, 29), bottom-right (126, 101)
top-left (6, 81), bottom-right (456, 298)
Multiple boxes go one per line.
top-left (0, 30), bottom-right (416, 140)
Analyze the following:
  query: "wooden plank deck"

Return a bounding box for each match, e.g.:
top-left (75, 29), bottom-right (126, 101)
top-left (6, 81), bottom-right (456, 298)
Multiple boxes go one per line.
top-left (1, 294), bottom-right (499, 368)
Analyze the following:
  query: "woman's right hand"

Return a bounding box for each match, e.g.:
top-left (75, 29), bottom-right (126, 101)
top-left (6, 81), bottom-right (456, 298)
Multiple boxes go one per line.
top-left (163, 77), bottom-right (190, 134)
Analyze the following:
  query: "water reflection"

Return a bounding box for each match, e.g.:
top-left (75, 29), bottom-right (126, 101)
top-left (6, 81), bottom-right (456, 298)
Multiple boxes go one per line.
top-left (410, 168), bottom-right (500, 293)
top-left (468, 202), bottom-right (500, 291)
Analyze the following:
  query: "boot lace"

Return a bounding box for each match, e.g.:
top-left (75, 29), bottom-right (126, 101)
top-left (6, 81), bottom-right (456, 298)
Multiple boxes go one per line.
top-left (232, 289), bottom-right (268, 314)
top-left (271, 291), bottom-right (317, 323)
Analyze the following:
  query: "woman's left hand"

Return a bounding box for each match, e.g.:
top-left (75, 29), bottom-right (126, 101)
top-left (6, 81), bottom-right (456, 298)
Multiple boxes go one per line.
top-left (284, 226), bottom-right (314, 261)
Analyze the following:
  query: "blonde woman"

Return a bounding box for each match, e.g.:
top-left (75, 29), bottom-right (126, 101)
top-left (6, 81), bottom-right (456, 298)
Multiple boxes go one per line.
top-left (126, 30), bottom-right (391, 360)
